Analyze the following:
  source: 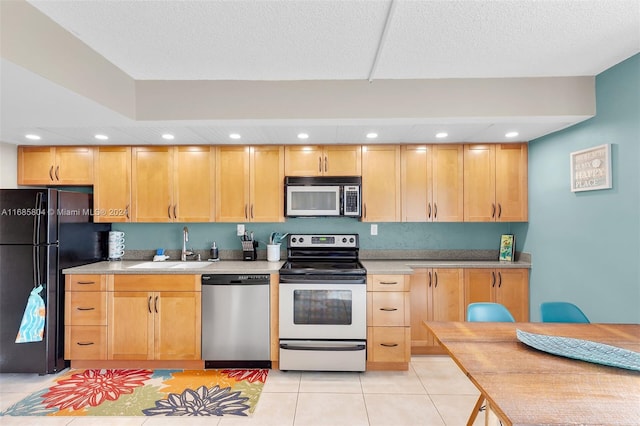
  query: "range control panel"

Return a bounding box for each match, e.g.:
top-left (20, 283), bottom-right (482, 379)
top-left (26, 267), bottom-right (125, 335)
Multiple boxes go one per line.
top-left (288, 234), bottom-right (359, 248)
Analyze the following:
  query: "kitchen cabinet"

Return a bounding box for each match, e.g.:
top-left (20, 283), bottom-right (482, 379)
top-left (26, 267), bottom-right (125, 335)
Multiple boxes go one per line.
top-left (464, 268), bottom-right (530, 321)
top-left (131, 146), bottom-right (215, 222)
top-left (464, 143), bottom-right (528, 222)
top-left (284, 145), bottom-right (361, 176)
top-left (361, 145), bottom-right (401, 222)
top-left (18, 146), bottom-right (94, 185)
top-left (108, 275), bottom-right (201, 360)
top-left (401, 145), bottom-right (464, 222)
top-left (367, 274), bottom-right (411, 370)
top-left (216, 145), bottom-right (284, 222)
top-left (64, 274), bottom-right (108, 360)
top-left (410, 268), bottom-right (464, 354)
top-left (94, 146), bottom-right (131, 222)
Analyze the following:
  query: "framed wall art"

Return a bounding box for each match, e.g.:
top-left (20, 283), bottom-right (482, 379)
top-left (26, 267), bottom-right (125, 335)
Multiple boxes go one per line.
top-left (570, 144), bottom-right (612, 192)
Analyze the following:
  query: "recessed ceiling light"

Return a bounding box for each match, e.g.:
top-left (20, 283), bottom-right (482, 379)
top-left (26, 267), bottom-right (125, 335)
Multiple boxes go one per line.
top-left (162, 133), bottom-right (175, 140)
top-left (229, 133), bottom-right (241, 140)
top-left (25, 134), bottom-right (41, 140)
top-left (297, 133), bottom-right (309, 140)
top-left (505, 131), bottom-right (519, 138)
top-left (366, 132), bottom-right (378, 139)
top-left (94, 134), bottom-right (109, 140)
top-left (436, 132), bottom-right (448, 139)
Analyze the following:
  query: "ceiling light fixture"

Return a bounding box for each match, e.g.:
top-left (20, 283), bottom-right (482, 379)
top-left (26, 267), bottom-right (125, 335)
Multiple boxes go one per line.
top-left (505, 131), bottom-right (519, 138)
top-left (94, 134), bottom-right (109, 140)
top-left (162, 133), bottom-right (175, 140)
top-left (436, 132), bottom-right (448, 138)
top-left (297, 133), bottom-right (309, 140)
top-left (366, 132), bottom-right (378, 139)
top-left (25, 134), bottom-right (41, 140)
top-left (229, 133), bottom-right (241, 140)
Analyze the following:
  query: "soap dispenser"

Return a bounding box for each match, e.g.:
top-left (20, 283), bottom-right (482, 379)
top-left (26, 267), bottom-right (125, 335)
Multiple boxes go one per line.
top-left (209, 242), bottom-right (219, 261)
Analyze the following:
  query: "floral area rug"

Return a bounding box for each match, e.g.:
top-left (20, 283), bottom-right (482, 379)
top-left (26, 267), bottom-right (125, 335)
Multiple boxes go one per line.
top-left (0, 368), bottom-right (268, 417)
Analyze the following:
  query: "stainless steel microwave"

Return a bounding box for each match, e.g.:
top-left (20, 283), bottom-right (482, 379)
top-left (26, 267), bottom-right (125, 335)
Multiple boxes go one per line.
top-left (285, 176), bottom-right (361, 218)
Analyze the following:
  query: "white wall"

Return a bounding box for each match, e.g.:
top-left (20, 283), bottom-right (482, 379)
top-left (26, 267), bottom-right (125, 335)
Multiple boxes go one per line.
top-left (0, 142), bottom-right (17, 188)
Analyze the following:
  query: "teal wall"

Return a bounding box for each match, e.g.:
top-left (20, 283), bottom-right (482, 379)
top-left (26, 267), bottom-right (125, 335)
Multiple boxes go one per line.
top-left (514, 53), bottom-right (640, 323)
top-left (115, 220), bottom-right (521, 254)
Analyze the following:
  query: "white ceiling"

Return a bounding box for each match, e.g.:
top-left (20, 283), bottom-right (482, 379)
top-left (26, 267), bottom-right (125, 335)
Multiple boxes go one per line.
top-left (1, 0), bottom-right (639, 146)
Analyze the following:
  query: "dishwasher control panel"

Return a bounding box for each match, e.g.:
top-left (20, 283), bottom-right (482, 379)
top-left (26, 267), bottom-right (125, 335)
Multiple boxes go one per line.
top-left (201, 274), bottom-right (270, 285)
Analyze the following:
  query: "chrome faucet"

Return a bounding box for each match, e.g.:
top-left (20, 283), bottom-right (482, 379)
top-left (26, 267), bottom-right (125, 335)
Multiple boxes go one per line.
top-left (181, 226), bottom-right (194, 261)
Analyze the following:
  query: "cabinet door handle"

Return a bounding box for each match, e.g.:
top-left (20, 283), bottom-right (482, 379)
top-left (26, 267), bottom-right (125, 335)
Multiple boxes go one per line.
top-left (324, 156), bottom-right (328, 173)
top-left (428, 271), bottom-right (432, 287)
top-left (380, 343), bottom-right (399, 347)
top-left (55, 166), bottom-right (59, 181)
top-left (497, 203), bottom-right (502, 219)
top-left (76, 307), bottom-right (95, 311)
top-left (434, 271), bottom-right (438, 287)
top-left (250, 204), bottom-right (254, 219)
top-left (167, 205), bottom-right (172, 219)
top-left (363, 203), bottom-right (367, 219)
top-left (173, 205), bottom-right (177, 219)
top-left (76, 342), bottom-right (95, 346)
top-left (427, 203), bottom-right (431, 219)
top-left (379, 281), bottom-right (398, 285)
top-left (125, 204), bottom-right (130, 219)
top-left (244, 204), bottom-right (248, 220)
top-left (318, 156), bottom-right (322, 173)
top-left (379, 307), bottom-right (398, 312)
top-left (491, 203), bottom-right (496, 219)
top-left (491, 271), bottom-right (496, 287)
top-left (77, 281), bottom-right (95, 285)
top-left (498, 272), bottom-right (502, 288)
top-left (148, 296), bottom-right (152, 313)
top-left (154, 296), bottom-right (159, 313)
top-left (434, 203), bottom-right (437, 220)
top-left (49, 166), bottom-right (54, 181)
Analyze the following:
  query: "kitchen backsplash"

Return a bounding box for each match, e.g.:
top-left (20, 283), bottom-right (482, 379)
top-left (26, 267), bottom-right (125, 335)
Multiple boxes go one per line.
top-left (114, 219), bottom-right (526, 254)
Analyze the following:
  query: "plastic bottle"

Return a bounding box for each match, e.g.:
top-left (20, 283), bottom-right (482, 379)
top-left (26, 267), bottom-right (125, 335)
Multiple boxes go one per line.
top-left (210, 242), bottom-right (219, 260)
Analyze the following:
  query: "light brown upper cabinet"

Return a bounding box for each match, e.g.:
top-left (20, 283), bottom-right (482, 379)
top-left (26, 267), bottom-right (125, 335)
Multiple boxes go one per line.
top-left (361, 145), bottom-right (401, 222)
top-left (401, 145), bottom-right (464, 222)
top-left (18, 146), bottom-right (94, 185)
top-left (94, 147), bottom-right (131, 222)
top-left (216, 146), bottom-right (284, 222)
top-left (285, 145), bottom-right (361, 176)
top-left (463, 143), bottom-right (528, 222)
top-left (131, 146), bottom-right (215, 222)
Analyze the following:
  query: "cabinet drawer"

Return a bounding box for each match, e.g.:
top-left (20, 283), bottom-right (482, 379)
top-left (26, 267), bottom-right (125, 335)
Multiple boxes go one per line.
top-left (112, 274), bottom-right (199, 292)
top-left (65, 326), bottom-right (107, 359)
top-left (65, 292), bottom-right (107, 325)
top-left (368, 326), bottom-right (410, 362)
top-left (369, 292), bottom-right (408, 326)
top-left (67, 275), bottom-right (106, 291)
top-left (368, 275), bottom-right (407, 291)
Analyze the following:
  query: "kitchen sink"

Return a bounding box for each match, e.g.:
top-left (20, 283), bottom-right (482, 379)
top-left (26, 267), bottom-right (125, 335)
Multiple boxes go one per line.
top-left (128, 261), bottom-right (211, 269)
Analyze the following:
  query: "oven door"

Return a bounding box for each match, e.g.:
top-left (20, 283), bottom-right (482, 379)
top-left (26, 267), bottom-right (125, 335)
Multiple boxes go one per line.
top-left (279, 282), bottom-right (366, 340)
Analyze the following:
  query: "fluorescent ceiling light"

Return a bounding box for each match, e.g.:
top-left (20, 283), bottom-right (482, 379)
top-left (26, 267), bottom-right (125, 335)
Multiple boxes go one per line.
top-left (94, 134), bottom-right (109, 140)
top-left (366, 132), bottom-right (378, 139)
top-left (25, 134), bottom-right (41, 140)
top-left (436, 132), bottom-right (448, 138)
top-left (162, 133), bottom-right (175, 140)
top-left (229, 133), bottom-right (241, 139)
top-left (297, 133), bottom-right (309, 140)
top-left (505, 131), bottom-right (519, 138)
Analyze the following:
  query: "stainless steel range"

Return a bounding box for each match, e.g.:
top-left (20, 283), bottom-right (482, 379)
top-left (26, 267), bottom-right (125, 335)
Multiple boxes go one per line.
top-left (278, 234), bottom-right (367, 372)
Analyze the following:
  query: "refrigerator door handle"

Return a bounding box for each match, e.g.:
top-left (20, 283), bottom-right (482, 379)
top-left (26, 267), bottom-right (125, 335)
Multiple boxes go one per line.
top-left (32, 192), bottom-right (43, 245)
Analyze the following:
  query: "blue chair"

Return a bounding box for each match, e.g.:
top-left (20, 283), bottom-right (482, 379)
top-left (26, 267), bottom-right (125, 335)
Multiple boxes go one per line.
top-left (540, 302), bottom-right (590, 323)
top-left (465, 302), bottom-right (515, 426)
top-left (467, 302), bottom-right (516, 322)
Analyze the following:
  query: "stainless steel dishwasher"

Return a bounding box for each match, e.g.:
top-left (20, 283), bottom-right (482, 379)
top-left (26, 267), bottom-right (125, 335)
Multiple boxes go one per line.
top-left (201, 274), bottom-right (271, 368)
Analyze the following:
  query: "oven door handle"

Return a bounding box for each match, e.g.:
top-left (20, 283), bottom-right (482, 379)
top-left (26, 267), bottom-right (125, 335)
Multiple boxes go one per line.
top-left (280, 343), bottom-right (366, 351)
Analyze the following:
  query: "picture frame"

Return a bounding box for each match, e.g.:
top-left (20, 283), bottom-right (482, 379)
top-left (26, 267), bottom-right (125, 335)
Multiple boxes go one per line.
top-left (570, 144), bottom-right (612, 192)
top-left (499, 234), bottom-right (515, 262)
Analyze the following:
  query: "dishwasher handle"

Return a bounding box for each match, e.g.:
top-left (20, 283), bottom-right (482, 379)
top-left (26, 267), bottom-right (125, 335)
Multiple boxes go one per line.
top-left (280, 343), bottom-right (365, 351)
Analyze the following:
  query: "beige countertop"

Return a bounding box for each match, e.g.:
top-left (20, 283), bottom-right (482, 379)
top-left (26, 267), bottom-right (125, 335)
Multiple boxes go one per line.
top-left (64, 258), bottom-right (531, 275)
top-left (63, 260), bottom-right (283, 275)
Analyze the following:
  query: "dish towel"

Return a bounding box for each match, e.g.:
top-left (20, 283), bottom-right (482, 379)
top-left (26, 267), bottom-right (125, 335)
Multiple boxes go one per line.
top-left (15, 285), bottom-right (45, 343)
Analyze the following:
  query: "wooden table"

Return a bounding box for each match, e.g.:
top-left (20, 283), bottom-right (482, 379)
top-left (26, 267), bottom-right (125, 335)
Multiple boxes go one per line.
top-left (423, 322), bottom-right (640, 426)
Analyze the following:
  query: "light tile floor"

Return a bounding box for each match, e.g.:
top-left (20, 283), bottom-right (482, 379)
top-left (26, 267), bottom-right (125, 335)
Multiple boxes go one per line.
top-left (0, 356), bottom-right (484, 426)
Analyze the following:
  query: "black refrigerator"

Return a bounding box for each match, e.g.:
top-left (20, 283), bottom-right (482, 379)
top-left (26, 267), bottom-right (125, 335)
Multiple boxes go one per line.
top-left (0, 189), bottom-right (110, 374)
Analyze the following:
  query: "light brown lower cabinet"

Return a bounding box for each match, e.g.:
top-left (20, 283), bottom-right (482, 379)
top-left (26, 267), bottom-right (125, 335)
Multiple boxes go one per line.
top-left (464, 268), bottom-right (530, 321)
top-left (366, 274), bottom-right (411, 370)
